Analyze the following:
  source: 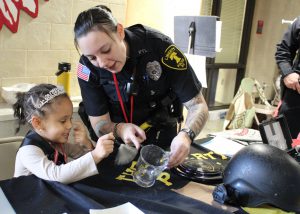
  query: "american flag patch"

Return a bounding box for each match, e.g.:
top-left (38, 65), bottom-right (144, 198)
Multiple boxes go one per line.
top-left (77, 63), bottom-right (91, 81)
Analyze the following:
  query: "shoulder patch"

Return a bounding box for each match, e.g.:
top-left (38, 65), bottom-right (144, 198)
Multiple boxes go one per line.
top-left (77, 63), bottom-right (91, 81)
top-left (161, 45), bottom-right (187, 70)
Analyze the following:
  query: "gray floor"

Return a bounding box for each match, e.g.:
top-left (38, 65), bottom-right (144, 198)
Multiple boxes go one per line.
top-left (182, 108), bottom-right (226, 140)
top-left (197, 119), bottom-right (225, 139)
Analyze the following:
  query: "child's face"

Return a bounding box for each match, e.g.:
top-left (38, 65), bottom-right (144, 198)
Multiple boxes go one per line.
top-left (40, 97), bottom-right (73, 144)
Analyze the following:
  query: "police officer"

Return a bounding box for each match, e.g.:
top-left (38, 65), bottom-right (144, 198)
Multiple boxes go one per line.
top-left (275, 16), bottom-right (300, 139)
top-left (74, 6), bottom-right (209, 168)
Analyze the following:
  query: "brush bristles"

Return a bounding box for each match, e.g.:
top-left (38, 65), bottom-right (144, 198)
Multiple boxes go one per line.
top-left (115, 144), bottom-right (138, 165)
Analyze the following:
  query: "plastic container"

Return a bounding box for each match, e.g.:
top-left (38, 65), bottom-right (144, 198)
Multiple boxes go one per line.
top-left (1, 83), bottom-right (36, 104)
top-left (56, 62), bottom-right (71, 95)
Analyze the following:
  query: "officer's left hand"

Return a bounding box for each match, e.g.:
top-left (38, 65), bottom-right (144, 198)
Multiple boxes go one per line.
top-left (167, 132), bottom-right (191, 168)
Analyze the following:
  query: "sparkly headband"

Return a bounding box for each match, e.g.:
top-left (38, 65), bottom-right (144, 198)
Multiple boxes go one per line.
top-left (34, 86), bottom-right (65, 109)
top-left (27, 87), bottom-right (65, 123)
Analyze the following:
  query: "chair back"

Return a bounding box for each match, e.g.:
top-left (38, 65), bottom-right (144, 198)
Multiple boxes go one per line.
top-left (223, 78), bottom-right (256, 130)
top-left (0, 137), bottom-right (23, 180)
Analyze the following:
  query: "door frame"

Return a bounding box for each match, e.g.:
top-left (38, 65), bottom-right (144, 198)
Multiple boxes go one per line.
top-left (202, 0), bottom-right (256, 110)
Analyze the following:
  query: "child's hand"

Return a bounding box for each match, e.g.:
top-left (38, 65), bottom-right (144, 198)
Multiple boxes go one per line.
top-left (91, 132), bottom-right (114, 163)
top-left (73, 121), bottom-right (91, 148)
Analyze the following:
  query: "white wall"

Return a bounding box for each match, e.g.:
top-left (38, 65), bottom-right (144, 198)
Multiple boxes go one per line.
top-left (0, 0), bottom-right (127, 102)
top-left (246, 0), bottom-right (300, 99)
top-left (126, 0), bottom-right (202, 39)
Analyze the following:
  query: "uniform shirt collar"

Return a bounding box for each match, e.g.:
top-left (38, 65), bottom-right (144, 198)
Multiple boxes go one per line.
top-left (124, 25), bottom-right (149, 67)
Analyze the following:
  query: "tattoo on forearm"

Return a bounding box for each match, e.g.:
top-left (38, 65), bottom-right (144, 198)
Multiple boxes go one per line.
top-left (94, 120), bottom-right (109, 137)
top-left (184, 92), bottom-right (209, 136)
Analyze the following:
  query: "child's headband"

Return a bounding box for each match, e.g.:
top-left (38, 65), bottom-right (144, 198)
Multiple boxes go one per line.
top-left (34, 86), bottom-right (65, 109)
top-left (28, 86), bottom-right (65, 123)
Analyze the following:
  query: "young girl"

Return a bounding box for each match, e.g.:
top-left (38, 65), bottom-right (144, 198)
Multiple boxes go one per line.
top-left (13, 84), bottom-right (114, 184)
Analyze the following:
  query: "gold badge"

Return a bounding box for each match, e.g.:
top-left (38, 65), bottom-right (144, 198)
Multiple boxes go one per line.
top-left (161, 45), bottom-right (187, 70)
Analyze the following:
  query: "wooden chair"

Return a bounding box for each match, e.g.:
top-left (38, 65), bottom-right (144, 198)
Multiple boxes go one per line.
top-left (224, 77), bottom-right (276, 130)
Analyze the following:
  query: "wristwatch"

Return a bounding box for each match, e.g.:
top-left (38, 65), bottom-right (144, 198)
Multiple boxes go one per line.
top-left (180, 128), bottom-right (196, 141)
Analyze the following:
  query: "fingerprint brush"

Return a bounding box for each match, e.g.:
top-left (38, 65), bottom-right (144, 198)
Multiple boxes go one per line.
top-left (114, 139), bottom-right (138, 165)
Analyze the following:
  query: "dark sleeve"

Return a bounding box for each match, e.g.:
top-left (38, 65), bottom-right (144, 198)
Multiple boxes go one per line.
top-left (275, 17), bottom-right (300, 77)
top-left (169, 60), bottom-right (202, 103)
top-left (77, 57), bottom-right (109, 117)
top-left (157, 35), bottom-right (202, 103)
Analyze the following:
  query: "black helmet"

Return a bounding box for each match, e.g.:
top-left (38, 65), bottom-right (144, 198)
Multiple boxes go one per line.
top-left (213, 144), bottom-right (300, 212)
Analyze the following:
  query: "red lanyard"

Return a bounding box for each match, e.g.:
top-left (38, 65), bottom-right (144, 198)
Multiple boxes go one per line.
top-left (52, 143), bottom-right (67, 164)
top-left (112, 73), bottom-right (134, 123)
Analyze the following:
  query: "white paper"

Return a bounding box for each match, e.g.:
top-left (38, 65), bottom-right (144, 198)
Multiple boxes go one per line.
top-left (0, 188), bottom-right (16, 214)
top-left (89, 202), bottom-right (144, 214)
top-left (209, 128), bottom-right (262, 142)
top-left (201, 136), bottom-right (245, 157)
top-left (185, 54), bottom-right (207, 88)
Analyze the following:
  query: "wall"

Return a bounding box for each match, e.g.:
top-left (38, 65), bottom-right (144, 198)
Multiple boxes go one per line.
top-left (1, 0), bottom-right (297, 103)
top-left (246, 0), bottom-right (300, 99)
top-left (126, 0), bottom-right (202, 39)
top-left (0, 0), bottom-right (127, 103)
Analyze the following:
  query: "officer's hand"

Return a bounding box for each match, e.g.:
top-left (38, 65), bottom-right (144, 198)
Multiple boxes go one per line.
top-left (73, 121), bottom-right (90, 146)
top-left (91, 133), bottom-right (114, 164)
top-left (283, 73), bottom-right (300, 93)
top-left (118, 123), bottom-right (146, 149)
top-left (168, 132), bottom-right (191, 168)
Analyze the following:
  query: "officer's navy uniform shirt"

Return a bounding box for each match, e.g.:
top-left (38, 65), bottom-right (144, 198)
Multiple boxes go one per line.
top-left (78, 24), bottom-right (202, 126)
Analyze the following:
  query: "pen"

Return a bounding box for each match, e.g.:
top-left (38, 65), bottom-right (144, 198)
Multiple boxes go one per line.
top-left (230, 139), bottom-right (249, 146)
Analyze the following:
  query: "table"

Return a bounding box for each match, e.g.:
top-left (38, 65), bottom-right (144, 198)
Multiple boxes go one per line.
top-left (0, 175), bottom-right (238, 214)
top-left (0, 140), bottom-right (238, 214)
